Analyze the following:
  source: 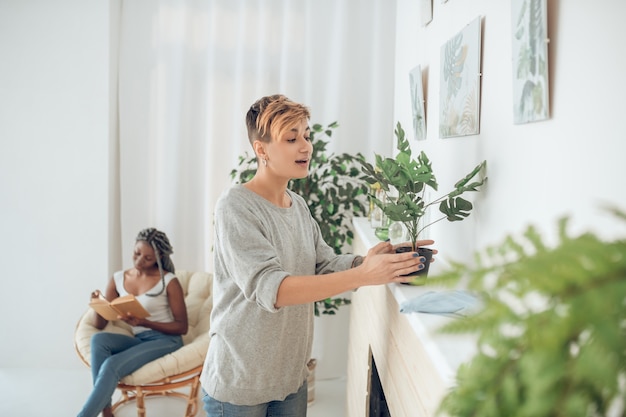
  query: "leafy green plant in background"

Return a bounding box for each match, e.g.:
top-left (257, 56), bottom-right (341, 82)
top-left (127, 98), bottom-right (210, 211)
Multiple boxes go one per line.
top-left (231, 122), bottom-right (369, 315)
top-left (430, 208), bottom-right (626, 417)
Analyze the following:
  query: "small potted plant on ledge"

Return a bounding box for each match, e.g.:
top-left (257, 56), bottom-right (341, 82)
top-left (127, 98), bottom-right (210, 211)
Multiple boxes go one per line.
top-left (360, 121), bottom-right (488, 283)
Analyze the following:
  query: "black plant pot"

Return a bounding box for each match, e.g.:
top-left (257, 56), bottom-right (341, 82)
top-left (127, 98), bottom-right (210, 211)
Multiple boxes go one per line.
top-left (396, 247), bottom-right (434, 285)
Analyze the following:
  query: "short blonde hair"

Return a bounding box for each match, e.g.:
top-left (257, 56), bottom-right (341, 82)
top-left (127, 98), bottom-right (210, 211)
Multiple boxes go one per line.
top-left (245, 95), bottom-right (310, 145)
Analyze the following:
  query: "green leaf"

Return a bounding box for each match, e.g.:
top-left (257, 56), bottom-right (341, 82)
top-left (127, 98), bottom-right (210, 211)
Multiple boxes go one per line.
top-left (439, 197), bottom-right (473, 221)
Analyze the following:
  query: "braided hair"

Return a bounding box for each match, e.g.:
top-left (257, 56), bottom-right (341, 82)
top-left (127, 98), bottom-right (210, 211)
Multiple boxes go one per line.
top-left (135, 228), bottom-right (175, 297)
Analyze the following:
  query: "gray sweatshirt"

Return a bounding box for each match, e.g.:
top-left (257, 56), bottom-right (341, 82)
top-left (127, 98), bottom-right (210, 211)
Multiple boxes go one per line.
top-left (200, 184), bottom-right (355, 405)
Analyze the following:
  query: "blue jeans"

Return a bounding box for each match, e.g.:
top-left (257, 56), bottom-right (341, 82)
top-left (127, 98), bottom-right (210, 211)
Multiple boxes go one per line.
top-left (202, 381), bottom-right (308, 417)
top-left (77, 330), bottom-right (183, 417)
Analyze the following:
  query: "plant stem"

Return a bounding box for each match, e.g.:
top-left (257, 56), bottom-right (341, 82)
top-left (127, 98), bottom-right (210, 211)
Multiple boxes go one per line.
top-left (416, 215), bottom-right (447, 238)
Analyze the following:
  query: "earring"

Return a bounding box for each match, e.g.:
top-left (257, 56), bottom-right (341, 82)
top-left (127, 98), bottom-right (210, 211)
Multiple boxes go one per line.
top-left (263, 159), bottom-right (267, 167)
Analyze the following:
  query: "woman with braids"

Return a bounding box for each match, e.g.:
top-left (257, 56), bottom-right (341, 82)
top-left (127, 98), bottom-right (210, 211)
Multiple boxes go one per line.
top-left (200, 94), bottom-right (435, 417)
top-left (77, 228), bottom-right (188, 417)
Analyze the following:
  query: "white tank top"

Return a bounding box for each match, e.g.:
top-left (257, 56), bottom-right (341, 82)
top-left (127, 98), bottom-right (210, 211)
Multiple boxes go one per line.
top-left (113, 270), bottom-right (177, 334)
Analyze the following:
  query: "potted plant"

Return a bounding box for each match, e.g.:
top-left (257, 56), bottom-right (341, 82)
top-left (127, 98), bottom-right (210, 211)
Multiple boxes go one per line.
top-left (360, 121), bottom-right (487, 282)
top-left (432, 208), bottom-right (626, 417)
top-left (230, 121), bottom-right (370, 315)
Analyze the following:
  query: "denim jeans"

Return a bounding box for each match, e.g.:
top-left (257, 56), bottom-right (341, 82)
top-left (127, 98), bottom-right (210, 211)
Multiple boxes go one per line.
top-left (202, 381), bottom-right (308, 417)
top-left (77, 330), bottom-right (183, 417)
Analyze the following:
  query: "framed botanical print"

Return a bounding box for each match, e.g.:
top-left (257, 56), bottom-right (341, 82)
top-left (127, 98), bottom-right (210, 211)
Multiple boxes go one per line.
top-left (439, 16), bottom-right (482, 138)
top-left (409, 65), bottom-right (427, 141)
top-left (511, 0), bottom-right (550, 124)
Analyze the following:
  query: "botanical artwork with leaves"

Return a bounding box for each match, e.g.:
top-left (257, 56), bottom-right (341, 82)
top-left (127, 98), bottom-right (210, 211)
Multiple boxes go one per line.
top-left (512, 0), bottom-right (549, 124)
top-left (409, 65), bottom-right (427, 141)
top-left (439, 17), bottom-right (482, 138)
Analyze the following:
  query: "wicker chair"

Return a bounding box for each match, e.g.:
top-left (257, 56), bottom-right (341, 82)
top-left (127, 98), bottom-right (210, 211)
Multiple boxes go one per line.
top-left (74, 270), bottom-right (212, 417)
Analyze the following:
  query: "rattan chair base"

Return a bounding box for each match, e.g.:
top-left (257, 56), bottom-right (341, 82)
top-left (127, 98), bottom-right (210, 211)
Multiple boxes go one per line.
top-left (112, 366), bottom-right (202, 417)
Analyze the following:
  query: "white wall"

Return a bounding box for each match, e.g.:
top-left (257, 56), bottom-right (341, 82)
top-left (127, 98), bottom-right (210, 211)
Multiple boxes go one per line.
top-left (393, 0), bottom-right (626, 267)
top-left (0, 0), bottom-right (111, 369)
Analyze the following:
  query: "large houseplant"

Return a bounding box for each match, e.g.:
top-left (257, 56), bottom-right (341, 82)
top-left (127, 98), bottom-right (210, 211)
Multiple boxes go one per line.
top-left (230, 121), bottom-right (370, 315)
top-left (360, 121), bottom-right (487, 280)
top-left (431, 207), bottom-right (626, 417)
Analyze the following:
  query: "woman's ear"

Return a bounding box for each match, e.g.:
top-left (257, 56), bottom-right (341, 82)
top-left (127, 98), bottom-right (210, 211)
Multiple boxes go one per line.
top-left (253, 140), bottom-right (267, 161)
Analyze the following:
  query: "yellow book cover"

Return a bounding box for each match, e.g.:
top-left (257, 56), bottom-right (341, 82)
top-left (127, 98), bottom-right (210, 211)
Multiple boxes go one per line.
top-left (89, 294), bottom-right (150, 321)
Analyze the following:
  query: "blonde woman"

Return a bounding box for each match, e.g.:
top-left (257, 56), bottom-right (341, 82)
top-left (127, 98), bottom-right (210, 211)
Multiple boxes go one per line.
top-left (201, 95), bottom-right (434, 417)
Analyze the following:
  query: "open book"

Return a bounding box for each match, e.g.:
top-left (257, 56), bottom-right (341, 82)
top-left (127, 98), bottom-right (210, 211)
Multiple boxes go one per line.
top-left (89, 294), bottom-right (150, 321)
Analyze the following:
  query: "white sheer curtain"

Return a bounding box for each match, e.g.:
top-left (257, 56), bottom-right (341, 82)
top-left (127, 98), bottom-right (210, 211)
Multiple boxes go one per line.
top-left (112, 0), bottom-right (397, 273)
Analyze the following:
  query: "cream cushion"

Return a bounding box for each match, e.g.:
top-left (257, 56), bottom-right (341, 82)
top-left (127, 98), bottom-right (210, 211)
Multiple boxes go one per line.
top-left (74, 270), bottom-right (212, 385)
